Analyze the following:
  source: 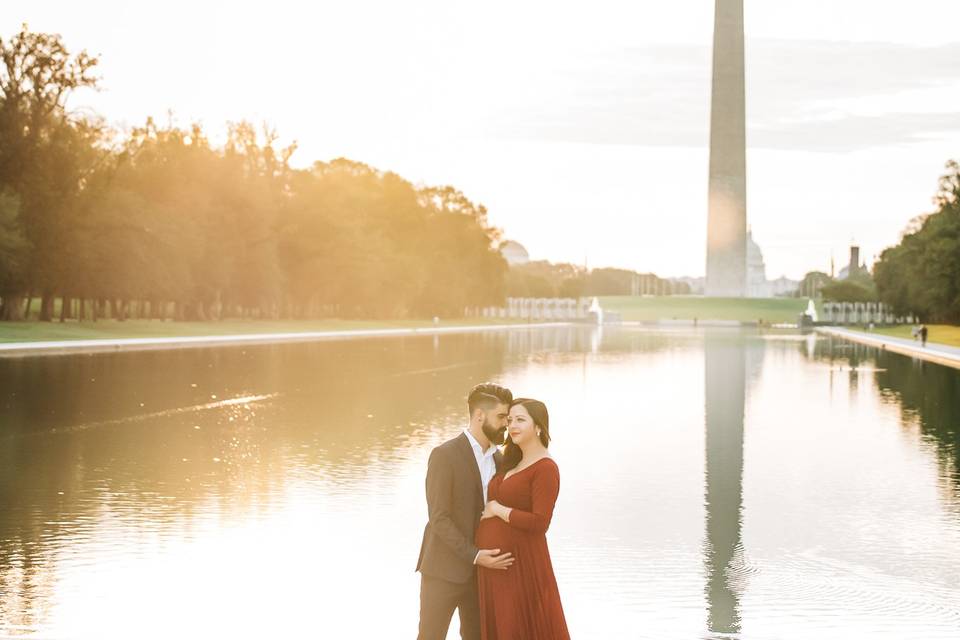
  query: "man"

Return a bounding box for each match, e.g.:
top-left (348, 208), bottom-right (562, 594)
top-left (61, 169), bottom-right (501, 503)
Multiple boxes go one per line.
top-left (416, 383), bottom-right (515, 639)
top-left (920, 324), bottom-right (928, 348)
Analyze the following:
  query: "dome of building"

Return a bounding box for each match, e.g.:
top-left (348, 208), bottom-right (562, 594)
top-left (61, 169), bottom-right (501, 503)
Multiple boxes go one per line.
top-left (746, 231), bottom-right (764, 273)
top-left (746, 230), bottom-right (771, 297)
top-left (501, 240), bottom-right (530, 266)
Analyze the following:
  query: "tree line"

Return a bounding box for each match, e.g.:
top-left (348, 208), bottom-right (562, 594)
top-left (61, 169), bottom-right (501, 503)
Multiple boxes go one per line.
top-left (0, 26), bottom-right (506, 322)
top-left (506, 261), bottom-right (689, 299)
top-left (792, 161), bottom-right (959, 320)
top-left (874, 160), bottom-right (960, 323)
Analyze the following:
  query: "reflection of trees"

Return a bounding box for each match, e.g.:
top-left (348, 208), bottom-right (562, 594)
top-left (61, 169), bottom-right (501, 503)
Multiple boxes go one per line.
top-left (807, 334), bottom-right (873, 393)
top-left (875, 354), bottom-right (960, 497)
top-left (268, 332), bottom-right (512, 464)
top-left (0, 429), bottom-right (82, 630)
top-left (807, 334), bottom-right (960, 495)
top-left (597, 327), bottom-right (703, 355)
top-left (0, 332), bottom-right (511, 627)
top-left (507, 325), bottom-right (705, 358)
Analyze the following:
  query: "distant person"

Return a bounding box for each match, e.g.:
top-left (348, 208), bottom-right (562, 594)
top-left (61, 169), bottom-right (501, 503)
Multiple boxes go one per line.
top-left (911, 325), bottom-right (919, 341)
top-left (920, 324), bottom-right (928, 348)
top-left (416, 383), bottom-right (514, 640)
top-left (475, 398), bottom-right (570, 639)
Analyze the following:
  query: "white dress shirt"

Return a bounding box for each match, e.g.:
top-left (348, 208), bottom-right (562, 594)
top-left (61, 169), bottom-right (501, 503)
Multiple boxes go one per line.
top-left (463, 428), bottom-right (497, 504)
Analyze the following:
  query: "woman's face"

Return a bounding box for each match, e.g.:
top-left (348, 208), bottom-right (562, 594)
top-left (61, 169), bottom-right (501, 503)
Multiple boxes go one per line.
top-left (507, 404), bottom-right (538, 448)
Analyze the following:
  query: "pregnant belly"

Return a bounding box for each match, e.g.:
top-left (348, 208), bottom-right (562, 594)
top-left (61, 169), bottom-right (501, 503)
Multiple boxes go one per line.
top-left (475, 517), bottom-right (513, 553)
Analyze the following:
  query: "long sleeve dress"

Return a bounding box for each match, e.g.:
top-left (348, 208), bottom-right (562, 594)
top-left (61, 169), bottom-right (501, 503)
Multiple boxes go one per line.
top-left (475, 457), bottom-right (570, 640)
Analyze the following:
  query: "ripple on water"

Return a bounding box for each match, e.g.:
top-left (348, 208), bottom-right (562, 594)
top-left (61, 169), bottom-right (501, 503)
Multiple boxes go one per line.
top-left (737, 549), bottom-right (960, 637)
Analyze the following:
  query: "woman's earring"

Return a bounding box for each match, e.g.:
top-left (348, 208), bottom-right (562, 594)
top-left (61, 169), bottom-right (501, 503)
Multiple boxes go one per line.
top-left (537, 428), bottom-right (542, 437)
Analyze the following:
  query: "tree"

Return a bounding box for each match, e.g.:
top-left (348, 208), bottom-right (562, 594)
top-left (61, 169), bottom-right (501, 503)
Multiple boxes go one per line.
top-left (795, 271), bottom-right (831, 298)
top-left (875, 160), bottom-right (960, 322)
top-left (414, 185), bottom-right (507, 316)
top-left (0, 25), bottom-right (100, 320)
top-left (506, 261), bottom-right (586, 298)
top-left (0, 27), bottom-right (515, 324)
top-left (0, 190), bottom-right (29, 319)
top-left (820, 279), bottom-right (876, 303)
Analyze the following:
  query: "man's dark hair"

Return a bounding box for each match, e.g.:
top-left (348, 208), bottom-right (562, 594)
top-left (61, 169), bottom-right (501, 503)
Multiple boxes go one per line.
top-left (467, 382), bottom-right (513, 416)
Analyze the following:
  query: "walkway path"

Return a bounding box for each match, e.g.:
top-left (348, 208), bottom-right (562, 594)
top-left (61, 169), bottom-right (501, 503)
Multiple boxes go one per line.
top-left (0, 322), bottom-right (574, 357)
top-left (817, 326), bottom-right (960, 370)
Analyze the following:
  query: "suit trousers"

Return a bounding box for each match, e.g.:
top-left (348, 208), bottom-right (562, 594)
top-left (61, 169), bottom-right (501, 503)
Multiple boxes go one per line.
top-left (418, 573), bottom-right (480, 640)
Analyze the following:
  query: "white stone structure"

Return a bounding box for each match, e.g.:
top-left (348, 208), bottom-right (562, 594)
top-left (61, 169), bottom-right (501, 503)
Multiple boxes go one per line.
top-left (477, 298), bottom-right (589, 321)
top-left (741, 231), bottom-right (800, 298)
top-left (821, 302), bottom-right (912, 325)
top-left (768, 276), bottom-right (800, 296)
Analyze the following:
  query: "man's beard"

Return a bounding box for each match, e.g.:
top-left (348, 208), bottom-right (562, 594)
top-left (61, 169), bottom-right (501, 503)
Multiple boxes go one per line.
top-left (482, 419), bottom-right (506, 446)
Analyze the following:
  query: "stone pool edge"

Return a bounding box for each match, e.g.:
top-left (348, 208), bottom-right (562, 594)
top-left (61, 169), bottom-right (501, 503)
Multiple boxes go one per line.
top-left (0, 322), bottom-right (577, 358)
top-left (817, 327), bottom-right (960, 371)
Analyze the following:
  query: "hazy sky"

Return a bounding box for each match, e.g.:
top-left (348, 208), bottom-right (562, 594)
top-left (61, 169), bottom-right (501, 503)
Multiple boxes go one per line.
top-left (4, 1), bottom-right (960, 279)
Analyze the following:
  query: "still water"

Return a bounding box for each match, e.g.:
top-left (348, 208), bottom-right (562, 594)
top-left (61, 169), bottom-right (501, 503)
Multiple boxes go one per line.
top-left (0, 327), bottom-right (958, 639)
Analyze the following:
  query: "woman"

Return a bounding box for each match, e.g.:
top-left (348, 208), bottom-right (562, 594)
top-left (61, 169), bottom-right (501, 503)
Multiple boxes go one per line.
top-left (475, 398), bottom-right (570, 639)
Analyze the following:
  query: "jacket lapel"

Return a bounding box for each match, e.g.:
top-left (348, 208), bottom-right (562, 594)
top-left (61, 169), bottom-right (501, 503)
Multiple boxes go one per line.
top-left (457, 432), bottom-right (484, 505)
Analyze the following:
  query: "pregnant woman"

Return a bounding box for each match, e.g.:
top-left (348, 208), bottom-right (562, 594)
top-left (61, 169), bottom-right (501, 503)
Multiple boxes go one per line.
top-left (475, 398), bottom-right (570, 640)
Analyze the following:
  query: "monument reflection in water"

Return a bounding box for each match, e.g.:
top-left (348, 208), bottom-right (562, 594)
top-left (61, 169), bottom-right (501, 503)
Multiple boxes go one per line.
top-left (704, 331), bottom-right (746, 634)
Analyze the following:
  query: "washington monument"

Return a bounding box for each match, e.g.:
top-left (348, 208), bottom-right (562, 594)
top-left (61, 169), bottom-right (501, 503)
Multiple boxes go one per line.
top-left (705, 0), bottom-right (747, 297)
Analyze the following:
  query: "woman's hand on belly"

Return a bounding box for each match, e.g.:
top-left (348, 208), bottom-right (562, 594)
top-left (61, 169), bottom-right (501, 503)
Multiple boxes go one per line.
top-left (475, 517), bottom-right (514, 554)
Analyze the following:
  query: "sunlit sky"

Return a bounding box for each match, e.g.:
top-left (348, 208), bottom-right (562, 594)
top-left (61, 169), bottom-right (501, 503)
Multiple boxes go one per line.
top-left (5, 0), bottom-right (960, 279)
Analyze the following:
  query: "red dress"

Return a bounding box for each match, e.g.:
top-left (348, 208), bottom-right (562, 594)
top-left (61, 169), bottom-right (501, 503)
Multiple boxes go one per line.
top-left (476, 458), bottom-right (570, 640)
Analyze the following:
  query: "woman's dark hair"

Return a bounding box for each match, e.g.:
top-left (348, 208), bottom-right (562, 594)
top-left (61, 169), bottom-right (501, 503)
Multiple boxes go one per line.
top-left (502, 398), bottom-right (550, 472)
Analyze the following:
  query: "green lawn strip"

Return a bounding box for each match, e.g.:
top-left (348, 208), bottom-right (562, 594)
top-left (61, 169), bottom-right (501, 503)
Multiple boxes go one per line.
top-left (0, 317), bottom-right (544, 344)
top-left (598, 296), bottom-right (812, 324)
top-left (869, 324), bottom-right (960, 349)
top-left (1, 296), bottom-right (835, 343)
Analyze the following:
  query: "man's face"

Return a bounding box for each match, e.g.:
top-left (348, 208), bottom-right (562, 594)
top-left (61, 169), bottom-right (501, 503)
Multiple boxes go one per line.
top-left (481, 403), bottom-right (510, 446)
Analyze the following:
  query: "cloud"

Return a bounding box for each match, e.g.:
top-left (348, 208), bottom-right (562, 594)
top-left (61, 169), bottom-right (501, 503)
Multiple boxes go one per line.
top-left (749, 39), bottom-right (960, 109)
top-left (485, 39), bottom-right (960, 151)
top-left (751, 112), bottom-right (960, 152)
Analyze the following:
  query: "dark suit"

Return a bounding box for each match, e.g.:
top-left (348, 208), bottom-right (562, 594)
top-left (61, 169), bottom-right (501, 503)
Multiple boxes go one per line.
top-left (416, 432), bottom-right (501, 640)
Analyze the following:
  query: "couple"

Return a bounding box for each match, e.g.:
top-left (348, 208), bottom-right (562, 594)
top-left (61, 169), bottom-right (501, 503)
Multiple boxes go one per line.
top-left (416, 383), bottom-right (570, 640)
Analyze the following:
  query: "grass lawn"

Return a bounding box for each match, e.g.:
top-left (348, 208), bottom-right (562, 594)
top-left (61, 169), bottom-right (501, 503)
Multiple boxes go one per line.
top-left (869, 324), bottom-right (960, 348)
top-left (599, 296), bottom-right (814, 324)
top-left (0, 317), bottom-right (542, 344)
top-left (0, 297), bottom-right (825, 344)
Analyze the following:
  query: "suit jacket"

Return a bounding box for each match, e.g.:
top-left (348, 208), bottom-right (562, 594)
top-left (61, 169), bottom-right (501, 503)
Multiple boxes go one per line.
top-left (416, 432), bottom-right (503, 584)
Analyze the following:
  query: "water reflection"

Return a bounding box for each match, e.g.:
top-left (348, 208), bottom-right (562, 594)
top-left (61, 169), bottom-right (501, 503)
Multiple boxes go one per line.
top-left (0, 333), bottom-right (518, 634)
top-left (703, 331), bottom-right (746, 636)
top-left (809, 335), bottom-right (960, 498)
top-left (0, 328), bottom-right (958, 638)
top-left (875, 354), bottom-right (960, 499)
